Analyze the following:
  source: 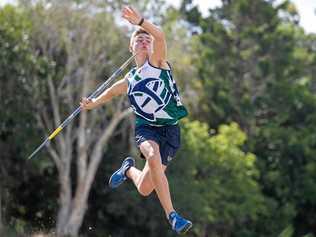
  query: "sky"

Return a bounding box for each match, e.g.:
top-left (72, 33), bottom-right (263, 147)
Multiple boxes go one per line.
top-left (170, 0), bottom-right (316, 33)
top-left (0, 0), bottom-right (315, 33)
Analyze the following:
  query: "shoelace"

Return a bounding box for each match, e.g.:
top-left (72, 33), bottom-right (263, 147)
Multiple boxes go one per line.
top-left (172, 217), bottom-right (177, 229)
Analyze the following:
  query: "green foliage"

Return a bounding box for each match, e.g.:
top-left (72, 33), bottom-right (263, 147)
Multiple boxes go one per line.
top-left (0, 4), bottom-right (57, 235)
top-left (170, 119), bottom-right (265, 236)
top-left (0, 5), bottom-right (35, 141)
top-left (181, 0), bottom-right (316, 236)
top-left (279, 225), bottom-right (294, 237)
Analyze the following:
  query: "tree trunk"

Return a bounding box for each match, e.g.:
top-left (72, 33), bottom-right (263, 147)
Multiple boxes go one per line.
top-left (56, 166), bottom-right (72, 236)
top-left (55, 178), bottom-right (89, 237)
top-left (62, 184), bottom-right (88, 237)
top-left (30, 4), bottom-right (133, 236)
top-left (54, 109), bottom-right (132, 237)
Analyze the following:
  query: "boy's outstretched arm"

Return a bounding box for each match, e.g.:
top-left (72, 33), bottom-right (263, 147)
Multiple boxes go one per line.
top-left (80, 79), bottom-right (128, 110)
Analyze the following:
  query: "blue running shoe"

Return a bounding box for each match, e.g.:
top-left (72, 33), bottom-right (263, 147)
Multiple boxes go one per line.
top-left (108, 157), bottom-right (135, 188)
top-left (168, 211), bottom-right (192, 234)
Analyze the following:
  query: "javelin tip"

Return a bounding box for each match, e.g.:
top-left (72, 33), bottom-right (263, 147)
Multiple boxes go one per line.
top-left (27, 138), bottom-right (50, 160)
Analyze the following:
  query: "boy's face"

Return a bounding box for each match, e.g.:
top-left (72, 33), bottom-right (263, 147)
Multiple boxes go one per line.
top-left (130, 33), bottom-right (153, 54)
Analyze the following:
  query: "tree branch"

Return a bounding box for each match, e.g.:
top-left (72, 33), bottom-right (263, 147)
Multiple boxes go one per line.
top-left (84, 108), bottom-right (132, 197)
top-left (36, 113), bottom-right (62, 170)
top-left (47, 76), bottom-right (66, 153)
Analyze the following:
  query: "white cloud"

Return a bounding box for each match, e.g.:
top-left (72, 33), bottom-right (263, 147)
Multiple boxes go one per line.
top-left (291, 0), bottom-right (316, 33)
top-left (167, 0), bottom-right (316, 33)
top-left (0, 0), bottom-right (16, 6)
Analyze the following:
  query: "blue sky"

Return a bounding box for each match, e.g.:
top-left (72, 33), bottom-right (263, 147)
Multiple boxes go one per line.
top-left (0, 0), bottom-right (315, 33)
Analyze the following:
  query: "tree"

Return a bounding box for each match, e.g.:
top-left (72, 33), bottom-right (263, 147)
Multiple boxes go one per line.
top-left (179, 0), bottom-right (316, 235)
top-left (169, 120), bottom-right (265, 237)
top-left (25, 2), bottom-right (134, 236)
top-left (0, 4), bottom-right (51, 234)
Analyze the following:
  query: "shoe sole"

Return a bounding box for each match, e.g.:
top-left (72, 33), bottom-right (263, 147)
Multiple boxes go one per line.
top-left (179, 222), bottom-right (192, 234)
top-left (108, 169), bottom-right (125, 188)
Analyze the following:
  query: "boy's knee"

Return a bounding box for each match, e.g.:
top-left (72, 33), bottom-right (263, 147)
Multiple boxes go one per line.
top-left (146, 150), bottom-right (156, 160)
top-left (140, 141), bottom-right (159, 159)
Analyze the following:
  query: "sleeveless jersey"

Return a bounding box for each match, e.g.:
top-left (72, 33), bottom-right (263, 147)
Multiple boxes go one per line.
top-left (125, 60), bottom-right (188, 127)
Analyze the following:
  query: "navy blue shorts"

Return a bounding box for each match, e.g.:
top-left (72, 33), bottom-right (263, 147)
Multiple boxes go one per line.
top-left (135, 124), bottom-right (181, 166)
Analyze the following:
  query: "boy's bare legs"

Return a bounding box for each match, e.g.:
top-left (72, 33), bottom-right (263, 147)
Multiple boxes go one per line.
top-left (128, 140), bottom-right (175, 216)
top-left (110, 139), bottom-right (192, 234)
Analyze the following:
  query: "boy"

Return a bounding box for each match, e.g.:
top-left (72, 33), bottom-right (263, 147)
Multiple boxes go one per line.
top-left (80, 6), bottom-right (192, 234)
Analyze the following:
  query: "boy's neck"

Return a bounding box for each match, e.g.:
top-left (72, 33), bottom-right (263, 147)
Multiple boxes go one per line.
top-left (135, 53), bottom-right (148, 68)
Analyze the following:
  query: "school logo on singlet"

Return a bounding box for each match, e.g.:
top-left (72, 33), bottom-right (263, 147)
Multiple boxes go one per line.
top-left (128, 77), bottom-right (172, 122)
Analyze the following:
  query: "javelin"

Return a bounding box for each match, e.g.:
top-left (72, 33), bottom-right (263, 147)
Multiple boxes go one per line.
top-left (27, 54), bottom-right (137, 160)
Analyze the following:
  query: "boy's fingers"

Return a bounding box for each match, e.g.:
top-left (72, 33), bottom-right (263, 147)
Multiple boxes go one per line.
top-left (130, 6), bottom-right (137, 15)
top-left (121, 9), bottom-right (127, 15)
top-left (122, 7), bottom-right (130, 15)
top-left (125, 6), bottom-right (133, 13)
top-left (121, 12), bottom-right (129, 20)
top-left (81, 97), bottom-right (91, 106)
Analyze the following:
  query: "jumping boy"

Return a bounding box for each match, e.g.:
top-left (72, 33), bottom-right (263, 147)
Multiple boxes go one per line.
top-left (80, 6), bottom-right (192, 234)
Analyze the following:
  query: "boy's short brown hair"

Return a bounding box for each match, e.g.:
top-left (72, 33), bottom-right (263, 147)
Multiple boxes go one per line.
top-left (130, 28), bottom-right (151, 47)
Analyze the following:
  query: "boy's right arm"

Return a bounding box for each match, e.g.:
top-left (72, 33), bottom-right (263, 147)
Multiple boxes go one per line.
top-left (80, 78), bottom-right (128, 110)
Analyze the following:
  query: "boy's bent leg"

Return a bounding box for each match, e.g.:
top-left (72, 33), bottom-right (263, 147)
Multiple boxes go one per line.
top-left (124, 141), bottom-right (192, 234)
top-left (126, 161), bottom-right (167, 196)
top-left (139, 140), bottom-right (174, 216)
